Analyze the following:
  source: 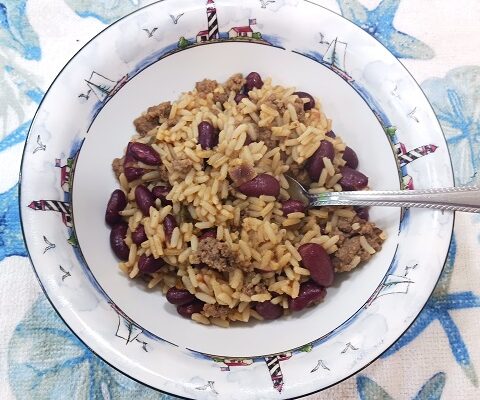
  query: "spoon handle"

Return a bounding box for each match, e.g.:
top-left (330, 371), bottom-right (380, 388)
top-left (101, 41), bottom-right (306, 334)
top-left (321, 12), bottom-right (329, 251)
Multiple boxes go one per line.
top-left (309, 186), bottom-right (480, 213)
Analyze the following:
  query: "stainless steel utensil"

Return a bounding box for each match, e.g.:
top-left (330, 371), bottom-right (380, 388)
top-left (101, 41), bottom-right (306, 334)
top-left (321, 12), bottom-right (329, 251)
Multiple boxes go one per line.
top-left (285, 175), bottom-right (480, 213)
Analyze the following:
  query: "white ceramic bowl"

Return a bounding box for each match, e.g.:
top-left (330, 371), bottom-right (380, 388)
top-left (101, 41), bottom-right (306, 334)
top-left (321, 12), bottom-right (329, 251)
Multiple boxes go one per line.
top-left (20, 1), bottom-right (453, 398)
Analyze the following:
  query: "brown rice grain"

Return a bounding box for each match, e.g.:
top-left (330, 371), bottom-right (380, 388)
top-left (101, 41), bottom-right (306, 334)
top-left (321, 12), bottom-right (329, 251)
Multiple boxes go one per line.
top-left (211, 318), bottom-right (230, 328)
top-left (119, 208), bottom-right (135, 217)
top-left (119, 173), bottom-right (129, 191)
top-left (326, 244), bottom-right (338, 254)
top-left (158, 205), bottom-right (173, 222)
top-left (291, 280), bottom-right (300, 298)
top-left (187, 266), bottom-right (199, 288)
top-left (192, 313), bottom-right (210, 325)
top-left (148, 274), bottom-right (163, 289)
top-left (285, 241), bottom-right (302, 261)
top-left (195, 292), bottom-right (216, 304)
top-left (360, 236), bottom-right (377, 254)
top-left (198, 282), bottom-right (214, 296)
top-left (333, 209), bottom-right (354, 219)
top-left (349, 255), bottom-right (362, 269)
top-left (118, 262), bottom-right (129, 275)
top-left (182, 275), bottom-right (196, 294)
top-left (293, 265), bottom-right (311, 276)
top-left (326, 173), bottom-right (343, 188)
top-left (283, 218), bottom-right (301, 227)
top-left (129, 263), bottom-right (139, 279)
top-left (250, 309), bottom-right (264, 320)
top-left (127, 244), bottom-right (137, 266)
top-left (178, 248), bottom-right (191, 263)
top-left (195, 221), bottom-right (214, 229)
top-left (284, 267), bottom-right (295, 280)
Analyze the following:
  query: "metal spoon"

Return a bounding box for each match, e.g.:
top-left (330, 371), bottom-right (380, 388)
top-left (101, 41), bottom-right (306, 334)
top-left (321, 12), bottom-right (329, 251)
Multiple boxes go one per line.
top-left (285, 175), bottom-right (480, 213)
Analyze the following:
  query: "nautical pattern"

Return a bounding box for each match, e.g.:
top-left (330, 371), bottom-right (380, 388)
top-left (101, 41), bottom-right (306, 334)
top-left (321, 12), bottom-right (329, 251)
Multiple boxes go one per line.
top-left (264, 353), bottom-right (292, 392)
top-left (322, 37), bottom-right (353, 82)
top-left (84, 71), bottom-right (129, 103)
top-left (395, 144), bottom-right (438, 168)
top-left (206, 0), bottom-right (219, 40)
top-left (27, 200), bottom-right (72, 227)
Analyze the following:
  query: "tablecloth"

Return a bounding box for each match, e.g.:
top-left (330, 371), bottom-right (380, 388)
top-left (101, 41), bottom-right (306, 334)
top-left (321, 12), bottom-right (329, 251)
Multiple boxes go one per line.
top-left (1, 0), bottom-right (479, 399)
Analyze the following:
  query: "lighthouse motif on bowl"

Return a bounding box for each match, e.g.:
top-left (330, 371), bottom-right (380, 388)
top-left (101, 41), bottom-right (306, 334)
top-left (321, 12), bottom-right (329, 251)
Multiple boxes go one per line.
top-left (194, 0), bottom-right (263, 44)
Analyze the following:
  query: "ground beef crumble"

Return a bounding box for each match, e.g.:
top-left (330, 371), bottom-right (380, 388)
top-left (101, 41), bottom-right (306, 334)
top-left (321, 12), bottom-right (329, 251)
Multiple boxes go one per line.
top-left (229, 163), bottom-right (257, 187)
top-left (158, 164), bottom-right (170, 183)
top-left (241, 281), bottom-right (268, 296)
top-left (112, 157), bottom-right (124, 178)
top-left (332, 216), bottom-right (384, 272)
top-left (133, 101), bottom-right (172, 136)
top-left (192, 237), bottom-right (236, 272)
top-left (196, 79), bottom-right (218, 97)
top-left (213, 92), bottom-right (229, 105)
top-left (172, 158), bottom-right (193, 175)
top-left (203, 304), bottom-right (230, 318)
top-left (192, 237), bottom-right (252, 273)
top-left (287, 163), bottom-right (310, 187)
top-left (224, 73), bottom-right (245, 93)
top-left (293, 98), bottom-right (306, 122)
top-left (240, 272), bottom-right (268, 295)
top-left (257, 127), bottom-right (277, 150)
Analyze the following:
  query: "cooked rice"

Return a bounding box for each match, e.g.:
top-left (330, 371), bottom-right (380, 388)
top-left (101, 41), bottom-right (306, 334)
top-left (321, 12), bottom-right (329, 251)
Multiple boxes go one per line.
top-left (111, 73), bottom-right (386, 326)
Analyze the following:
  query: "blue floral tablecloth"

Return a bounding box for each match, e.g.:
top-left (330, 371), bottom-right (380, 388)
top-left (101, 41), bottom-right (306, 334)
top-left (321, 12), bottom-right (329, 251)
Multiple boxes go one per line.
top-left (1, 1), bottom-right (479, 399)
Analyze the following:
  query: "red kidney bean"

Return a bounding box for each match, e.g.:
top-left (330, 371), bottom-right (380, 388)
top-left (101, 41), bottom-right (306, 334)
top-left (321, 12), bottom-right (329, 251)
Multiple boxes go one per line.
top-left (124, 166), bottom-right (145, 182)
top-left (200, 229), bottom-right (216, 240)
top-left (325, 130), bottom-right (336, 138)
top-left (343, 146), bottom-right (359, 169)
top-left (235, 93), bottom-right (248, 104)
top-left (105, 189), bottom-right (127, 226)
top-left (298, 243), bottom-right (334, 287)
top-left (129, 142), bottom-right (161, 165)
top-left (293, 91), bottom-right (315, 111)
top-left (163, 214), bottom-right (177, 241)
top-left (306, 140), bottom-right (335, 181)
top-left (177, 300), bottom-right (205, 318)
top-left (123, 143), bottom-right (147, 181)
top-left (281, 199), bottom-right (306, 216)
top-left (132, 225), bottom-right (147, 245)
top-left (245, 72), bottom-right (264, 90)
top-left (166, 287), bottom-right (196, 306)
top-left (135, 185), bottom-right (156, 216)
top-left (138, 255), bottom-right (164, 274)
top-left (354, 206), bottom-right (370, 221)
top-left (339, 167), bottom-right (368, 191)
top-left (289, 281), bottom-right (327, 312)
top-left (238, 173), bottom-right (280, 197)
top-left (255, 301), bottom-right (283, 320)
top-left (110, 222), bottom-right (129, 261)
top-left (198, 121), bottom-right (219, 150)
top-left (152, 185), bottom-right (172, 206)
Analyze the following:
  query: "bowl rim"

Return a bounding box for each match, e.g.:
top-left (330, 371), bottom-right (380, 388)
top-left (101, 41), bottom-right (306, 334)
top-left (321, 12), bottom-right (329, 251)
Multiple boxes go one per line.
top-left (18, 0), bottom-right (456, 397)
